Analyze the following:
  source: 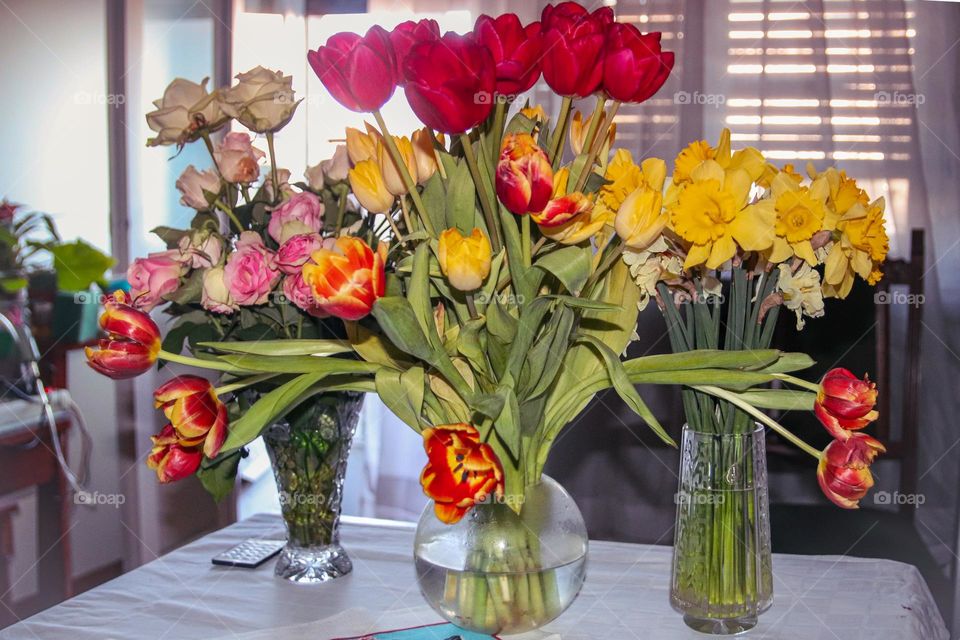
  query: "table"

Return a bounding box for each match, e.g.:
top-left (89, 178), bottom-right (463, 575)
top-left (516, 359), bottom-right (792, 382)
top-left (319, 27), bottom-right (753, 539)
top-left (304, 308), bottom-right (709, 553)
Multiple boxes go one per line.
top-left (0, 396), bottom-right (73, 624)
top-left (0, 513), bottom-right (948, 639)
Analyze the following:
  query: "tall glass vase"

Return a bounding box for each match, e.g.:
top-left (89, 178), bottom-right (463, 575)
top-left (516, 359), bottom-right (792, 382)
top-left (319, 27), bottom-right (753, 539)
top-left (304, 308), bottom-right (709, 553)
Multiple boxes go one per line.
top-left (263, 390), bottom-right (363, 583)
top-left (670, 424), bottom-right (773, 634)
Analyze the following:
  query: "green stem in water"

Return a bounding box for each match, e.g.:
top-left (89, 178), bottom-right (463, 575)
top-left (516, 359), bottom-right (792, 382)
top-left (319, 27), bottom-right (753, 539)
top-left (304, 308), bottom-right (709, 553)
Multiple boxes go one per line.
top-left (372, 110), bottom-right (436, 238)
top-left (458, 133), bottom-right (503, 253)
top-left (694, 384), bottom-right (822, 459)
top-left (548, 96), bottom-right (573, 168)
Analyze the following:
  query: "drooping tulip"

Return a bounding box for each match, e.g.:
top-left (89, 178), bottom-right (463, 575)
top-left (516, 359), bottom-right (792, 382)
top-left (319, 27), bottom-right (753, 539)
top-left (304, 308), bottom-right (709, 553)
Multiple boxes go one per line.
top-left (817, 433), bottom-right (886, 509)
top-left (437, 228), bottom-right (492, 292)
top-left (85, 291), bottom-right (162, 380)
top-left (147, 425), bottom-right (203, 483)
top-left (420, 423), bottom-right (504, 524)
top-left (302, 237), bottom-right (386, 321)
top-left (814, 367), bottom-right (879, 441)
top-left (473, 13), bottom-right (543, 97)
top-left (308, 25), bottom-right (398, 113)
top-left (539, 2), bottom-right (613, 97)
top-left (154, 375), bottom-right (229, 458)
top-left (496, 133), bottom-right (554, 216)
top-left (602, 24), bottom-right (674, 103)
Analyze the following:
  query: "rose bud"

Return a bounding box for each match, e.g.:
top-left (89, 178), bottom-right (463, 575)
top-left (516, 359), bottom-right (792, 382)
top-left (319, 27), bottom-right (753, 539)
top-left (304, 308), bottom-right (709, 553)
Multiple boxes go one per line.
top-left (85, 291), bottom-right (162, 380)
top-left (308, 25), bottom-right (398, 113)
top-left (389, 18), bottom-right (440, 83)
top-left (154, 376), bottom-right (229, 458)
top-left (348, 159), bottom-right (395, 214)
top-left (402, 33), bottom-right (496, 134)
top-left (147, 425), bottom-right (204, 483)
top-left (277, 233), bottom-right (325, 275)
top-left (540, 2), bottom-right (613, 97)
top-left (127, 250), bottom-right (187, 311)
top-left (377, 135), bottom-right (418, 195)
top-left (283, 271), bottom-right (329, 318)
top-left (302, 237), bottom-right (386, 321)
top-left (817, 433), bottom-right (886, 509)
top-left (320, 144), bottom-right (350, 183)
top-left (420, 423), bottom-right (504, 524)
top-left (438, 228), bottom-right (493, 292)
top-left (146, 78), bottom-right (227, 147)
top-left (214, 132), bottom-right (265, 184)
top-left (602, 24), bottom-right (675, 103)
top-left (201, 266), bottom-right (238, 315)
top-left (814, 367), bottom-right (879, 441)
top-left (267, 191), bottom-right (325, 244)
top-left (177, 229), bottom-right (224, 270)
top-left (473, 13), bottom-right (543, 97)
top-left (496, 133), bottom-right (554, 216)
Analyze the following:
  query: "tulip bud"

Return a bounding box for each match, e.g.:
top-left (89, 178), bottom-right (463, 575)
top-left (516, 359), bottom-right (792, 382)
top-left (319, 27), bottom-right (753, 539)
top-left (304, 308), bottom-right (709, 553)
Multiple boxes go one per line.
top-left (533, 192), bottom-right (593, 228)
top-left (437, 228), bottom-right (492, 292)
top-left (345, 124), bottom-right (382, 164)
top-left (147, 425), bottom-right (203, 483)
top-left (817, 433), bottom-right (886, 509)
top-left (814, 368), bottom-right (879, 441)
top-left (154, 375), bottom-right (229, 458)
top-left (348, 159), bottom-right (394, 214)
top-left (570, 109), bottom-right (617, 156)
top-left (85, 291), bottom-right (162, 380)
top-left (496, 133), bottom-right (554, 216)
top-left (378, 135), bottom-right (418, 195)
top-left (411, 128), bottom-right (439, 184)
top-left (614, 186), bottom-right (666, 250)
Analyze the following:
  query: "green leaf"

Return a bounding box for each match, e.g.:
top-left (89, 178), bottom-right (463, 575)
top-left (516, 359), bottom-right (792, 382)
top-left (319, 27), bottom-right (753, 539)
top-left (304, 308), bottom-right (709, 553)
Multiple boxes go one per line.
top-left (371, 296), bottom-right (435, 361)
top-left (218, 354), bottom-right (376, 375)
top-left (0, 277), bottom-right (27, 293)
top-left (48, 240), bottom-right (114, 292)
top-left (222, 373), bottom-right (326, 451)
top-left (521, 305), bottom-right (575, 399)
top-left (161, 318), bottom-right (199, 358)
top-left (547, 295), bottom-right (620, 311)
top-left (534, 246), bottom-right (592, 293)
top-left (409, 243), bottom-right (439, 347)
top-left (163, 269), bottom-right (204, 305)
top-left (623, 349), bottom-right (781, 375)
top-left (728, 388), bottom-right (816, 411)
top-left (197, 339), bottom-right (352, 357)
top-left (441, 155), bottom-right (480, 235)
top-left (197, 449), bottom-right (242, 502)
top-left (628, 368), bottom-right (776, 392)
top-left (419, 169), bottom-right (449, 238)
top-left (152, 226), bottom-right (191, 249)
top-left (578, 334), bottom-right (675, 447)
top-left (753, 352), bottom-right (816, 374)
top-left (457, 316), bottom-right (489, 380)
top-left (504, 112), bottom-right (536, 137)
top-left (376, 367), bottom-right (425, 431)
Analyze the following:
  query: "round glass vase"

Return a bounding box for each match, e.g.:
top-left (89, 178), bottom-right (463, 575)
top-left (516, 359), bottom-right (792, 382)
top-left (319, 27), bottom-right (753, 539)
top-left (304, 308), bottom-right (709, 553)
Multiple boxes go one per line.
top-left (263, 390), bottom-right (363, 584)
top-left (669, 424), bottom-right (773, 635)
top-left (414, 475), bottom-right (588, 636)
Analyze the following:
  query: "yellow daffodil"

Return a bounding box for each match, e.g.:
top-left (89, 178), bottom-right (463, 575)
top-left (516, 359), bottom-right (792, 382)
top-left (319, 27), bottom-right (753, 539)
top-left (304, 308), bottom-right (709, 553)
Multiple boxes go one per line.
top-left (823, 197), bottom-right (889, 298)
top-left (747, 172), bottom-right (829, 265)
top-left (595, 150), bottom-right (667, 217)
top-left (437, 227), bottom-right (492, 291)
top-left (758, 162), bottom-right (803, 190)
top-left (673, 128), bottom-right (764, 184)
top-left (345, 123), bottom-right (382, 164)
top-left (808, 165), bottom-right (870, 230)
top-left (777, 263), bottom-right (825, 330)
top-left (377, 135), bottom-right (418, 196)
top-left (668, 160), bottom-right (769, 269)
top-left (348, 159), bottom-right (394, 214)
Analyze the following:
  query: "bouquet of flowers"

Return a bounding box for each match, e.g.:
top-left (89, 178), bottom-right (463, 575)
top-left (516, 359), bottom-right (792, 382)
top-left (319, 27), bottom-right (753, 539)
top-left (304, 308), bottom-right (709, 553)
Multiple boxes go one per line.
top-left (85, 1), bottom-right (886, 632)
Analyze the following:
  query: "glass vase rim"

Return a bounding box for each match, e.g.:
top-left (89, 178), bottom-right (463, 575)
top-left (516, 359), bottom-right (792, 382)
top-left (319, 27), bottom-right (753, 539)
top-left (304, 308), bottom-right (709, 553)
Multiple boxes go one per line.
top-left (681, 422), bottom-right (765, 438)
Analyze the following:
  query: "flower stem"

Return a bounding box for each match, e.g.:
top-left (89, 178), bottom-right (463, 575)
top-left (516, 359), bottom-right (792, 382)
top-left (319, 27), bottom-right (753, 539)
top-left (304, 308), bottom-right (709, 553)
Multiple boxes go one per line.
top-left (521, 214), bottom-right (531, 267)
top-left (372, 110), bottom-right (436, 238)
top-left (266, 131), bottom-right (280, 204)
top-left (214, 373), bottom-right (277, 396)
top-left (466, 294), bottom-right (479, 320)
top-left (157, 349), bottom-right (252, 373)
top-left (214, 200), bottom-right (245, 233)
top-left (458, 133), bottom-right (503, 253)
top-left (773, 373), bottom-right (821, 392)
top-left (574, 96), bottom-right (617, 193)
top-left (694, 384), bottom-right (822, 459)
top-left (548, 96), bottom-right (573, 169)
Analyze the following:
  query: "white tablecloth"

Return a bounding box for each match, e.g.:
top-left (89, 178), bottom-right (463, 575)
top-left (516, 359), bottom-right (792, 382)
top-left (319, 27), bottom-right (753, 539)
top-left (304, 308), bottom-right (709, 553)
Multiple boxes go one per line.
top-left (1, 513), bottom-right (947, 640)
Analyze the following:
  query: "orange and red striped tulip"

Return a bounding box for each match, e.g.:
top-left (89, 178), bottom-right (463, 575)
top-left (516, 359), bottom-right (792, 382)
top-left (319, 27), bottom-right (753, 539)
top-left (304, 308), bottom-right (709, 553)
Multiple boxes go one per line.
top-left (532, 192), bottom-right (593, 228)
top-left (154, 375), bottom-right (228, 458)
top-left (817, 432), bottom-right (886, 509)
top-left (302, 237), bottom-right (387, 321)
top-left (496, 133), bottom-right (553, 215)
top-left (85, 291), bottom-right (161, 380)
top-left (147, 424), bottom-right (203, 483)
top-left (420, 423), bottom-right (504, 524)
top-left (814, 367), bottom-right (879, 441)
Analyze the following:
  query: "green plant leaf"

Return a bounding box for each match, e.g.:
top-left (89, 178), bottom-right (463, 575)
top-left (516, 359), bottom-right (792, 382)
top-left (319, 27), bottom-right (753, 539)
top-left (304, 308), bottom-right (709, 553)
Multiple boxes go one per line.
top-left (441, 155), bottom-right (480, 235)
top-left (409, 242), bottom-right (439, 347)
top-left (48, 239), bottom-right (114, 292)
top-left (218, 354), bottom-right (376, 375)
top-left (420, 168), bottom-right (449, 237)
top-left (372, 296), bottom-right (435, 361)
top-left (197, 339), bottom-right (352, 357)
top-left (534, 246), bottom-right (591, 293)
top-left (163, 269), bottom-right (204, 305)
top-left (521, 305), bottom-right (575, 399)
top-left (623, 349), bottom-right (781, 375)
top-left (152, 226), bottom-right (191, 249)
top-left (376, 366), bottom-right (425, 431)
top-left (752, 352), bottom-right (816, 374)
top-left (221, 373), bottom-right (326, 451)
top-left (729, 388), bottom-right (816, 410)
top-left (197, 449), bottom-right (242, 502)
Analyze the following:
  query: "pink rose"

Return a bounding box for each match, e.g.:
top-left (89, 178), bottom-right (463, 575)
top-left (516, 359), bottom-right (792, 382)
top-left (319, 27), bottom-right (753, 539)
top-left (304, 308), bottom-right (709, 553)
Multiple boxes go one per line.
top-left (283, 270), bottom-right (328, 318)
top-left (201, 266), bottom-right (238, 314)
top-left (127, 250), bottom-right (186, 311)
top-left (175, 165), bottom-right (220, 209)
top-left (178, 231), bottom-right (224, 269)
top-left (215, 132), bottom-right (265, 184)
top-left (276, 233), bottom-right (325, 275)
top-left (267, 192), bottom-right (324, 244)
top-left (223, 231), bottom-right (280, 305)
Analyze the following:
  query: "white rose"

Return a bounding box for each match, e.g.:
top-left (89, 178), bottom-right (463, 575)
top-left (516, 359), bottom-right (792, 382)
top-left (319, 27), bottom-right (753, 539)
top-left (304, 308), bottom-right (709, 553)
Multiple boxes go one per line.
top-left (219, 66), bottom-right (300, 133)
top-left (201, 266), bottom-right (238, 314)
top-left (175, 165), bottom-right (220, 210)
top-left (178, 230), bottom-right (224, 269)
top-left (320, 145), bottom-right (350, 183)
top-left (304, 163), bottom-right (325, 191)
top-left (146, 78), bottom-right (227, 147)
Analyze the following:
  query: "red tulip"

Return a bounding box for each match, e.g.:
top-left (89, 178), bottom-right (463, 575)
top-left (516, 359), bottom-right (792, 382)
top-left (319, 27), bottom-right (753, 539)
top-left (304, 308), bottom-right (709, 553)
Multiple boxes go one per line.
top-left (814, 368), bottom-right (879, 441)
top-left (602, 24), bottom-right (674, 103)
top-left (154, 375), bottom-right (229, 458)
top-left (540, 2), bottom-right (613, 97)
top-left (473, 14), bottom-right (543, 97)
top-left (85, 291), bottom-right (161, 380)
top-left (302, 237), bottom-right (386, 321)
top-left (308, 25), bottom-right (398, 113)
top-left (389, 19), bottom-right (440, 83)
top-left (147, 424), bottom-right (203, 484)
top-left (420, 423), bottom-right (504, 524)
top-left (496, 133), bottom-right (554, 215)
top-left (402, 33), bottom-right (496, 134)
top-left (533, 192), bottom-right (592, 228)
top-left (817, 433), bottom-right (886, 509)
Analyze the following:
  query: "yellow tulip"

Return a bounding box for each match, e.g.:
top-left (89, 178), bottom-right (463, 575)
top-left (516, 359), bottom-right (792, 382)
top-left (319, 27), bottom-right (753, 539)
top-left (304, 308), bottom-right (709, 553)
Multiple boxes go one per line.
top-left (437, 228), bottom-right (492, 292)
top-left (348, 159), bottom-right (394, 214)
top-left (411, 128), bottom-right (439, 184)
top-left (345, 123), bottom-right (381, 164)
top-left (377, 135), bottom-right (417, 196)
top-left (569, 108), bottom-right (616, 156)
top-left (519, 104), bottom-right (547, 123)
top-left (615, 186), bottom-right (666, 250)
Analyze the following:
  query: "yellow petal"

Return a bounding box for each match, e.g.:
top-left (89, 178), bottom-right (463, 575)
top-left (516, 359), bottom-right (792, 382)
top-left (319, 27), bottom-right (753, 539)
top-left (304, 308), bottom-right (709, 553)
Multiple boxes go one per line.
top-left (706, 234), bottom-right (737, 269)
top-left (729, 201), bottom-right (775, 251)
top-left (792, 240), bottom-right (818, 265)
top-left (684, 242), bottom-right (712, 270)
